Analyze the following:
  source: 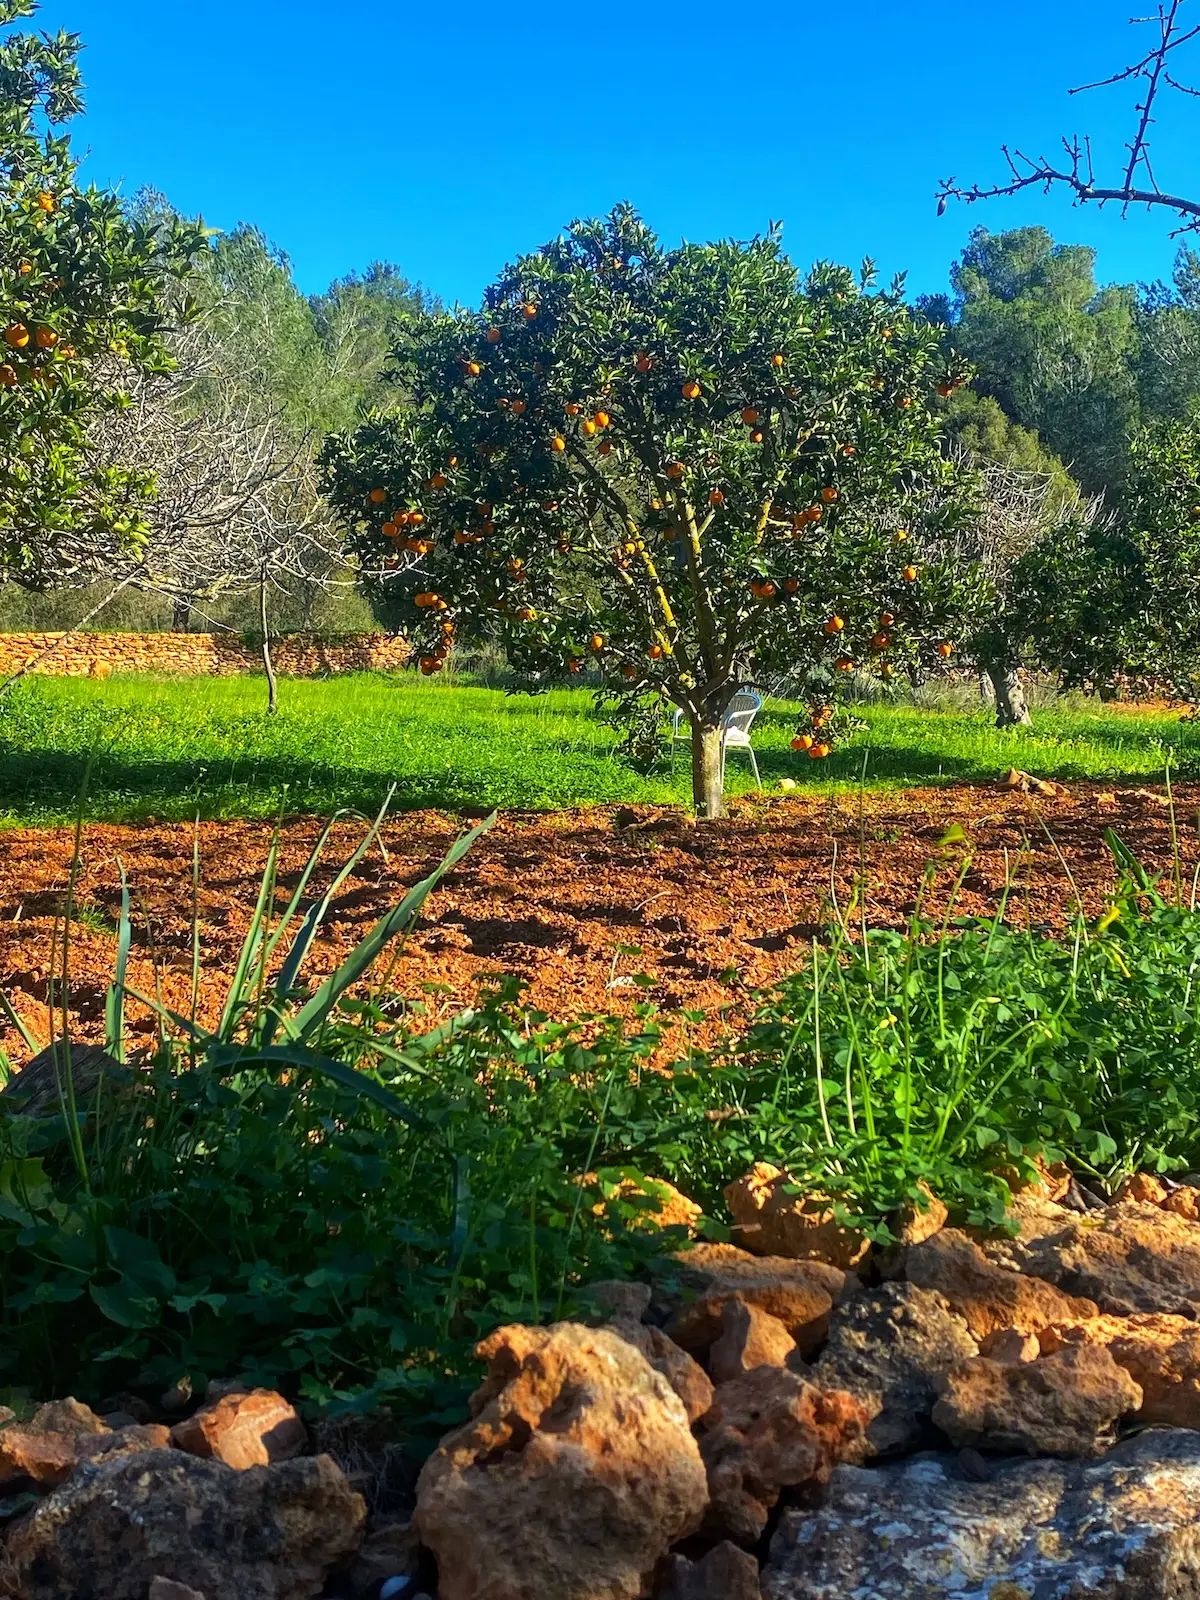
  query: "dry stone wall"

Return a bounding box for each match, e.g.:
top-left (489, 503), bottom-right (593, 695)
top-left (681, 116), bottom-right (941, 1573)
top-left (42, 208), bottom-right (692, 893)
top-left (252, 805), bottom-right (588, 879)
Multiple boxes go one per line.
top-left (0, 631), bottom-right (411, 679)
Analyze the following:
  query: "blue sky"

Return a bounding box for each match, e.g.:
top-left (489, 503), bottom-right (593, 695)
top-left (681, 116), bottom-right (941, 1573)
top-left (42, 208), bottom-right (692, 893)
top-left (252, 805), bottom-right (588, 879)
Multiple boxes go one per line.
top-left (35, 0), bottom-right (1200, 306)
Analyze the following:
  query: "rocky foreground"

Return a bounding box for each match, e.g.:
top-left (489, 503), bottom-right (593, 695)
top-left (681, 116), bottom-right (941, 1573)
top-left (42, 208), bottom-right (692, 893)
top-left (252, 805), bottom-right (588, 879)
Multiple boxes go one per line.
top-left (6, 1165), bottom-right (1200, 1598)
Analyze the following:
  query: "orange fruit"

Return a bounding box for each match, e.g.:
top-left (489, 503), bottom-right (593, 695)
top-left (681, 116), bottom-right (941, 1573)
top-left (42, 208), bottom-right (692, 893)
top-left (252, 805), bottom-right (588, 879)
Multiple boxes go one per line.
top-left (902, 565), bottom-right (918, 582)
top-left (709, 489), bottom-right (725, 505)
top-left (565, 402), bottom-right (581, 415)
top-left (17, 261), bottom-right (31, 276)
top-left (35, 327), bottom-right (57, 349)
top-left (842, 444), bottom-right (856, 457)
top-left (835, 656), bottom-right (855, 671)
top-left (784, 578), bottom-right (799, 594)
top-left (507, 558), bottom-right (524, 574)
top-left (557, 540), bottom-right (571, 554)
top-left (568, 658), bottom-right (582, 672)
top-left (772, 353), bottom-right (784, 367)
top-left (454, 532), bottom-right (469, 545)
top-left (938, 641), bottom-right (953, 658)
top-left (409, 511), bottom-right (425, 526)
top-left (791, 734), bottom-right (814, 751)
top-left (511, 399), bottom-right (526, 415)
top-left (466, 361), bottom-right (481, 376)
top-left (648, 644), bottom-right (663, 659)
top-left (682, 379), bottom-right (701, 400)
top-left (809, 743), bottom-right (830, 758)
top-left (542, 500), bottom-right (559, 512)
top-left (823, 616), bottom-right (844, 635)
top-left (820, 486), bottom-right (838, 504)
top-left (598, 440), bottom-right (612, 456)
top-left (621, 663), bottom-right (637, 679)
top-left (382, 521), bottom-right (398, 537)
top-left (551, 435), bottom-right (566, 451)
top-left (36, 192), bottom-right (55, 213)
top-left (522, 302), bottom-right (538, 319)
top-left (582, 418), bottom-right (597, 436)
top-left (635, 352), bottom-right (652, 373)
top-left (666, 461), bottom-right (685, 479)
top-left (897, 396), bottom-right (913, 408)
top-left (879, 612), bottom-right (895, 626)
top-left (882, 327), bottom-right (894, 340)
top-left (429, 472), bottom-right (448, 488)
top-left (871, 632), bottom-right (891, 650)
top-left (0, 364), bottom-right (15, 386)
top-left (590, 633), bottom-right (605, 651)
top-left (741, 407), bottom-right (759, 425)
top-left (936, 383), bottom-right (954, 398)
top-left (593, 410), bottom-right (610, 428)
top-left (486, 326), bottom-right (502, 343)
top-left (518, 606), bottom-right (537, 621)
top-left (895, 528), bottom-right (909, 542)
top-left (368, 487), bottom-right (387, 504)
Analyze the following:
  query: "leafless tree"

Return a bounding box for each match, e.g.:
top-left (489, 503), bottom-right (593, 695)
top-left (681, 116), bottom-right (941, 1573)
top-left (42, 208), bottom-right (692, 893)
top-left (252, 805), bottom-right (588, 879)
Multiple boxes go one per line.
top-left (940, 1), bottom-right (1200, 235)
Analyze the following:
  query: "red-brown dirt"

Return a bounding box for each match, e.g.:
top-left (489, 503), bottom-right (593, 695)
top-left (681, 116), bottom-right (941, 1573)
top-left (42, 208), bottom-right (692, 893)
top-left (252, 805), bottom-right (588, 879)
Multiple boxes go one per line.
top-left (0, 781), bottom-right (1196, 1067)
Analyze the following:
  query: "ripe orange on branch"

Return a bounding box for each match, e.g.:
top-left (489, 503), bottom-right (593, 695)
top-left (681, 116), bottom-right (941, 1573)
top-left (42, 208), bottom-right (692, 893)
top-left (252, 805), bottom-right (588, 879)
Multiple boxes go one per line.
top-left (820, 486), bottom-right (839, 504)
top-left (741, 407), bottom-right (759, 425)
top-left (823, 616), bottom-right (844, 635)
top-left (368, 488), bottom-right (387, 504)
top-left (791, 734), bottom-right (813, 750)
top-left (682, 380), bottom-right (701, 399)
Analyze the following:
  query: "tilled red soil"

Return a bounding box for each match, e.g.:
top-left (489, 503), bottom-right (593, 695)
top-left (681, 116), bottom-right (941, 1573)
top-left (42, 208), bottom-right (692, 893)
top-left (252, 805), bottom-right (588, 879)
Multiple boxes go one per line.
top-left (1, 781), bottom-right (1196, 1066)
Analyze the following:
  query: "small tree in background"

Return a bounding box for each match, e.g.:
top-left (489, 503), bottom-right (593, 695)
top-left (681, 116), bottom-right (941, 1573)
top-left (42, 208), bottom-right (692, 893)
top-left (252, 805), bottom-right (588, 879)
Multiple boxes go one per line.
top-left (322, 207), bottom-right (991, 816)
top-left (0, 1), bottom-right (201, 589)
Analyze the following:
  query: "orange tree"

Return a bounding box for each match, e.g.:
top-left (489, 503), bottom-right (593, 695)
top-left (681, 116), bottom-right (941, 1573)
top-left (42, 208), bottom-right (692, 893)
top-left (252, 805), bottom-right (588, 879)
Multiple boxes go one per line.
top-left (322, 207), bottom-right (990, 816)
top-left (0, 1), bottom-right (202, 587)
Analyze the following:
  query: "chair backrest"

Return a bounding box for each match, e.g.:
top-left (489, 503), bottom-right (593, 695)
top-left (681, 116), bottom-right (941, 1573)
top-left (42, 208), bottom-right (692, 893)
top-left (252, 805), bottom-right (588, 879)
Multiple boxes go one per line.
top-left (723, 691), bottom-right (762, 736)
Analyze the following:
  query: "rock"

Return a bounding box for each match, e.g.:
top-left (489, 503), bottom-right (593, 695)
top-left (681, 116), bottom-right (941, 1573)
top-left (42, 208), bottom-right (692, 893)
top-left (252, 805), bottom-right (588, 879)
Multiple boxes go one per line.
top-left (762, 1428), bottom-right (1200, 1599)
top-left (977, 1328), bottom-right (1040, 1363)
top-left (1040, 1312), bottom-right (1200, 1428)
top-left (991, 1150), bottom-right (1072, 1203)
top-left (723, 1164), bottom-right (870, 1269)
top-left (709, 1301), bottom-right (797, 1383)
top-left (170, 1388), bottom-right (306, 1470)
top-left (346, 1518), bottom-right (421, 1596)
top-left (904, 1229), bottom-right (1098, 1339)
top-left (592, 1174), bottom-right (703, 1234)
top-left (5, 1448), bottom-right (365, 1600)
top-left (1165, 1185), bottom-right (1200, 1222)
top-left (0, 1406), bottom-right (170, 1488)
top-left (1115, 1172), bottom-right (1170, 1206)
top-left (149, 1582), bottom-right (208, 1600)
top-left (694, 1367), bottom-right (869, 1545)
top-left (931, 1345), bottom-right (1142, 1456)
top-left (663, 1245), bottom-right (848, 1358)
top-left (1019, 1199), bottom-right (1200, 1315)
top-left (655, 1541), bottom-right (762, 1598)
top-left (608, 1318), bottom-right (715, 1424)
top-left (415, 1322), bottom-right (707, 1600)
top-left (588, 1279), bottom-right (653, 1321)
top-left (891, 1181), bottom-right (948, 1247)
top-left (810, 1283), bottom-right (979, 1456)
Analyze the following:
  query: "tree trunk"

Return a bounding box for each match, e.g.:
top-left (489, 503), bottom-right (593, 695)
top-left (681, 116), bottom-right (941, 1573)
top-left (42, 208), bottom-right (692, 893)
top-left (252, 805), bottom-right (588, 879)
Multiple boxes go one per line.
top-left (171, 595), bottom-right (192, 632)
top-left (259, 570), bottom-right (278, 715)
top-left (690, 719), bottom-right (725, 819)
top-left (988, 663), bottom-right (1032, 728)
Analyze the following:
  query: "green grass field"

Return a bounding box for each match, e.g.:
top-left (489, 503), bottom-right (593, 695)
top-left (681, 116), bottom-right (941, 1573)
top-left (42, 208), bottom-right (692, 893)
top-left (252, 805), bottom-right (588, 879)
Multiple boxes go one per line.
top-left (0, 671), bottom-right (1195, 825)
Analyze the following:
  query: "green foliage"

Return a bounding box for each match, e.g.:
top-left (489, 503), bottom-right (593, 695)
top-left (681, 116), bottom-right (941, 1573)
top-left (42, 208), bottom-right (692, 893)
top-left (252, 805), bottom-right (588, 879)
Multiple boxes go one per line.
top-left (4, 671), bottom-right (1200, 825)
top-left (322, 206), bottom-right (991, 811)
top-left (4, 819), bottom-right (1200, 1416)
top-left (936, 388), bottom-right (1078, 512)
top-left (310, 262), bottom-right (434, 427)
top-left (0, 6), bottom-right (203, 586)
top-left (933, 227), bottom-right (1139, 498)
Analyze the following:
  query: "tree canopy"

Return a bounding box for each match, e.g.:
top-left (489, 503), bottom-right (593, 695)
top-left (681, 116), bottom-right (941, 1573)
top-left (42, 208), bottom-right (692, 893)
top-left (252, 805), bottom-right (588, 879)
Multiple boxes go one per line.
top-left (322, 206), bottom-right (992, 815)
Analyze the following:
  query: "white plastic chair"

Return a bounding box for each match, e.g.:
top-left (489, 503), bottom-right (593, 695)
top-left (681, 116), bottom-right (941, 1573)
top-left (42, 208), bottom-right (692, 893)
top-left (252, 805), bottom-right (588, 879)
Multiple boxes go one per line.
top-left (671, 690), bottom-right (763, 788)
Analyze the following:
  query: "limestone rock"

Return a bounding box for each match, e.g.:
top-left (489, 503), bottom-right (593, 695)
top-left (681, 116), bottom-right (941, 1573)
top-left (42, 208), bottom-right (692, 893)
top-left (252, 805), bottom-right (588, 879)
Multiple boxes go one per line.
top-left (991, 1150), bottom-right (1072, 1202)
top-left (810, 1283), bottom-right (978, 1456)
top-left (588, 1279), bottom-right (653, 1321)
top-left (1165, 1185), bottom-right (1200, 1222)
top-left (592, 1174), bottom-right (703, 1234)
top-left (346, 1518), bottom-right (421, 1596)
top-left (1019, 1200), bottom-right (1200, 1315)
top-left (931, 1345), bottom-right (1142, 1456)
top-left (169, 1389), bottom-right (306, 1471)
top-left (149, 1583), bottom-right (208, 1600)
top-left (904, 1228), bottom-right (1098, 1339)
top-left (762, 1429), bottom-right (1200, 1599)
top-left (1041, 1312), bottom-right (1200, 1428)
top-left (694, 1367), bottom-right (869, 1545)
top-left (655, 1541), bottom-right (762, 1598)
top-left (5, 1448), bottom-right (365, 1600)
top-left (415, 1322), bottom-right (707, 1600)
top-left (0, 1405), bottom-right (170, 1488)
top-left (978, 1328), bottom-right (1040, 1363)
top-left (723, 1164), bottom-right (870, 1269)
top-left (608, 1318), bottom-right (715, 1424)
top-left (708, 1301), bottom-right (796, 1384)
top-left (663, 1244), bottom-right (847, 1358)
top-left (1115, 1172), bottom-right (1170, 1206)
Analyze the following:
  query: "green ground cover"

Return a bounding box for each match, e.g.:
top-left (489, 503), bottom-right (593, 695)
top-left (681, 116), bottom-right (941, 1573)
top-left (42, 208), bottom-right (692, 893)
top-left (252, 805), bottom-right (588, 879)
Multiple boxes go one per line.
top-left (0, 670), bottom-right (1194, 825)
